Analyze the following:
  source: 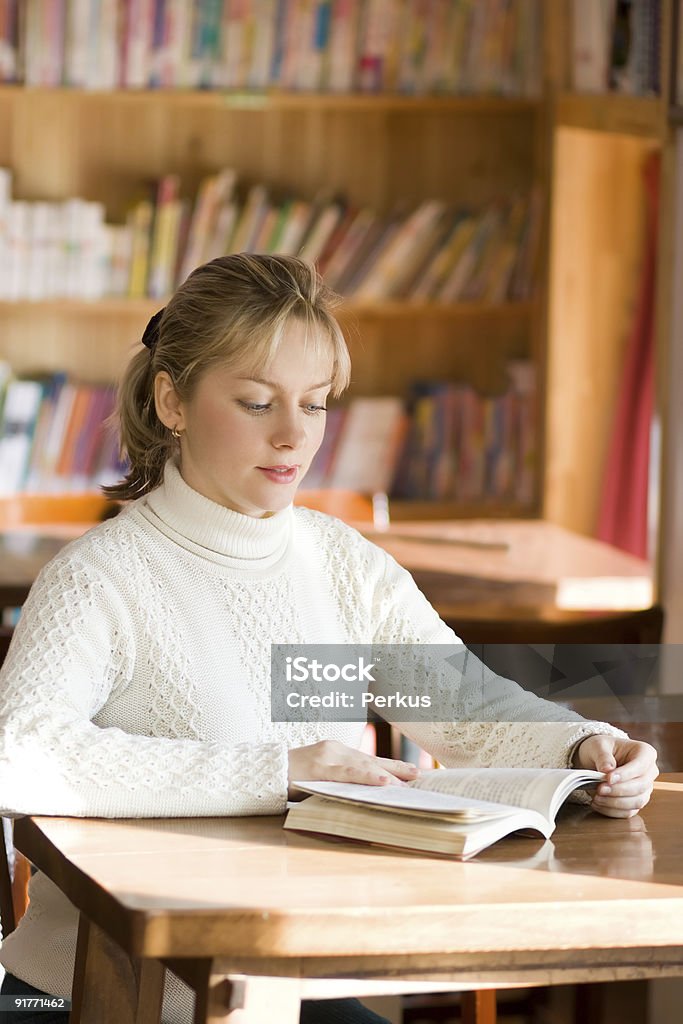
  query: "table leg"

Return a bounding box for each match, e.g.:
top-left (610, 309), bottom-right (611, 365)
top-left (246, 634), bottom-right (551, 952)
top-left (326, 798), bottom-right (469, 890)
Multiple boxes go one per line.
top-left (193, 974), bottom-right (302, 1024)
top-left (70, 913), bottom-right (164, 1024)
top-left (461, 989), bottom-right (497, 1024)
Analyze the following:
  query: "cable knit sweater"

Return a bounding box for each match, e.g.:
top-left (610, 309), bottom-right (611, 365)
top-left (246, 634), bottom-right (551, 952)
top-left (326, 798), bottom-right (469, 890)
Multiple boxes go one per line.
top-left (0, 461), bottom-right (625, 1023)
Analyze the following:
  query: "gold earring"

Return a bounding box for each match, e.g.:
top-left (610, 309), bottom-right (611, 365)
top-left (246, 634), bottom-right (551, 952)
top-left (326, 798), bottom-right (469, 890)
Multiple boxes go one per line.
top-left (171, 426), bottom-right (183, 439)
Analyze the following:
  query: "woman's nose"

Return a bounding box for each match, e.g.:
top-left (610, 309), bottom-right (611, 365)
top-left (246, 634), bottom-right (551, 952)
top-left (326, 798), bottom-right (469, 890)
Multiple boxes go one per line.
top-left (271, 412), bottom-right (307, 450)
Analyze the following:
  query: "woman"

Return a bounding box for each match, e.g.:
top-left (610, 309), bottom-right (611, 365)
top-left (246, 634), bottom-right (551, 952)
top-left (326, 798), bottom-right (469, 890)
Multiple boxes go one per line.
top-left (0, 255), bottom-right (657, 1023)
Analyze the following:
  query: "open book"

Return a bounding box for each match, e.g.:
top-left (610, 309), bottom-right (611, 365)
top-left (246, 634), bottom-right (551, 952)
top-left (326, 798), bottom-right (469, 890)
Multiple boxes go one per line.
top-left (284, 768), bottom-right (603, 859)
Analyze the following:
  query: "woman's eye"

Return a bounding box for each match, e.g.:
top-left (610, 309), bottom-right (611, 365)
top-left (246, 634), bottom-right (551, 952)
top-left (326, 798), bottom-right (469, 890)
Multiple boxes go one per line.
top-left (239, 401), bottom-right (271, 414)
top-left (305, 405), bottom-right (327, 414)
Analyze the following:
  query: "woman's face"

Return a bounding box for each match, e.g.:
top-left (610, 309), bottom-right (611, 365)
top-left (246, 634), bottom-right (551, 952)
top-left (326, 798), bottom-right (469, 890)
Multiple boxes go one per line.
top-left (155, 319), bottom-right (334, 517)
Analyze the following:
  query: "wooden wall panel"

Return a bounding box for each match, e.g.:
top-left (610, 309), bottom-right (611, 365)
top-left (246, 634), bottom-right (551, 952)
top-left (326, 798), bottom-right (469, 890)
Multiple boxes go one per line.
top-left (545, 127), bottom-right (656, 535)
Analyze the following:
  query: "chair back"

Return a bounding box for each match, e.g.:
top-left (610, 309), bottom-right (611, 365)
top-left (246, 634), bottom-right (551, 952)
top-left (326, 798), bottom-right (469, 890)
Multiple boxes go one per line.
top-left (0, 493), bottom-right (111, 531)
top-left (294, 489), bottom-right (374, 522)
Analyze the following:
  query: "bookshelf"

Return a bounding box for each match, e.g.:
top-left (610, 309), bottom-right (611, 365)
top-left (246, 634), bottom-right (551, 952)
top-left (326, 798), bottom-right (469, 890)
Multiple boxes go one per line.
top-left (3, 2), bottom-right (674, 537)
top-left (0, 68), bottom-right (545, 518)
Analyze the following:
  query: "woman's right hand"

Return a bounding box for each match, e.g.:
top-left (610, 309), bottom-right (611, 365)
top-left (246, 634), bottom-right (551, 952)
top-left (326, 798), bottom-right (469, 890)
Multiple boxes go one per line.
top-left (287, 740), bottom-right (419, 799)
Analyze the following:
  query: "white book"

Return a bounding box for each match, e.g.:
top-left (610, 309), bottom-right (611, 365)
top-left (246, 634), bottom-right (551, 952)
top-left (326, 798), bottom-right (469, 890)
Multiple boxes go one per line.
top-left (123, 0), bottom-right (155, 88)
top-left (80, 200), bottom-right (108, 300)
top-left (0, 379), bottom-right (45, 496)
top-left (64, 0), bottom-right (91, 86)
top-left (247, 0), bottom-right (277, 88)
top-left (571, 0), bottom-right (615, 93)
top-left (61, 198), bottom-right (86, 298)
top-left (6, 201), bottom-right (30, 300)
top-left (45, 203), bottom-right (65, 299)
top-left (326, 0), bottom-right (360, 92)
top-left (105, 223), bottom-right (135, 296)
top-left (26, 202), bottom-right (52, 301)
top-left (0, 168), bottom-right (12, 299)
top-left (95, 0), bottom-right (119, 90)
top-left (286, 768), bottom-right (604, 859)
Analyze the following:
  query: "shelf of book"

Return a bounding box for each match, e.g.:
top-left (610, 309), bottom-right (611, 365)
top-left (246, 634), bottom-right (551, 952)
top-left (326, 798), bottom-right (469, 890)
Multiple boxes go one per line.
top-left (555, 92), bottom-right (664, 138)
top-left (0, 4), bottom-right (548, 523)
top-left (0, 85), bottom-right (542, 115)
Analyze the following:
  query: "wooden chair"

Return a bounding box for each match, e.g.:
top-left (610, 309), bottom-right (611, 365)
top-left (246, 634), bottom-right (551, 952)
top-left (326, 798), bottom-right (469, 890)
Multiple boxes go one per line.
top-left (0, 494), bottom-right (115, 939)
top-left (0, 493), bottom-right (111, 531)
top-left (294, 489), bottom-right (374, 522)
top-left (0, 630), bottom-right (31, 939)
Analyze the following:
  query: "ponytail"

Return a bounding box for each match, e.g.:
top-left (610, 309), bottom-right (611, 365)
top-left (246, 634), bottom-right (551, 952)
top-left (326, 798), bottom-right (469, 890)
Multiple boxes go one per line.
top-left (102, 345), bottom-right (176, 500)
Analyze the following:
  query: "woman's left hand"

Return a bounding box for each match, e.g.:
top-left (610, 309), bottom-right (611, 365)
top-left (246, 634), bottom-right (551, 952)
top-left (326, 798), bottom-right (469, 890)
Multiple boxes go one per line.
top-left (572, 734), bottom-right (658, 818)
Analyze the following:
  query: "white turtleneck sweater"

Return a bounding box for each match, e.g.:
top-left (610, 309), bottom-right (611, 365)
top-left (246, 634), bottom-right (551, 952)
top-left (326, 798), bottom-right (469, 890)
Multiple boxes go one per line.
top-left (0, 461), bottom-right (624, 1022)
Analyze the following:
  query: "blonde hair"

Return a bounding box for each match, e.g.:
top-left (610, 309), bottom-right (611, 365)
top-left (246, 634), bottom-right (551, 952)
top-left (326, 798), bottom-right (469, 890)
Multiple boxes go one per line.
top-left (104, 254), bottom-right (351, 500)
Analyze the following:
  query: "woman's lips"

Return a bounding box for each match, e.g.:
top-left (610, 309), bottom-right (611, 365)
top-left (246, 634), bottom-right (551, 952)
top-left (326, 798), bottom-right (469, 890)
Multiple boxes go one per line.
top-left (258, 466), bottom-right (299, 484)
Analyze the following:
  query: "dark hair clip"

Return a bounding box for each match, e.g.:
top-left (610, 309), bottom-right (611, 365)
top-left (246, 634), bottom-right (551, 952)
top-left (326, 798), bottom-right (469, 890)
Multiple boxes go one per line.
top-left (141, 308), bottom-right (165, 351)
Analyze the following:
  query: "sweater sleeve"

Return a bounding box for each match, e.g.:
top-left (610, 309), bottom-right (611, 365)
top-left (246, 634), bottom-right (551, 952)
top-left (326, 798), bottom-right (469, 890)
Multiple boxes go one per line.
top-left (369, 547), bottom-right (628, 770)
top-left (0, 556), bottom-right (289, 819)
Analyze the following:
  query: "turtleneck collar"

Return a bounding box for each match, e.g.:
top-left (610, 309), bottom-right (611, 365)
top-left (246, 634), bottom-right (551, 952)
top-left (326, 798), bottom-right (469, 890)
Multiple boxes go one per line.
top-left (137, 459), bottom-right (294, 571)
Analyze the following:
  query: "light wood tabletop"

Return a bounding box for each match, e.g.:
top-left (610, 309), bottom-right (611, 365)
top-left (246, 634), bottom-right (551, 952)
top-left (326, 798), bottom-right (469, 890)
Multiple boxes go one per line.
top-left (0, 518), bottom-right (653, 617)
top-left (13, 776), bottom-right (683, 1023)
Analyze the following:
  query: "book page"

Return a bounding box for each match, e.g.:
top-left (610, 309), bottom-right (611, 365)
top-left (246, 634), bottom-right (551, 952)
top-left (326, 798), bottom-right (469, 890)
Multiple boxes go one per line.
top-left (413, 768), bottom-right (603, 820)
top-left (290, 780), bottom-right (517, 819)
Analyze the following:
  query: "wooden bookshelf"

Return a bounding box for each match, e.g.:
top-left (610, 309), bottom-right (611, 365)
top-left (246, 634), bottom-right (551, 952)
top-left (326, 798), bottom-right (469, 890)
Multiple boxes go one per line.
top-left (0, 56), bottom-right (545, 517)
top-left (0, 84), bottom-right (541, 114)
top-left (6, 5), bottom-right (673, 531)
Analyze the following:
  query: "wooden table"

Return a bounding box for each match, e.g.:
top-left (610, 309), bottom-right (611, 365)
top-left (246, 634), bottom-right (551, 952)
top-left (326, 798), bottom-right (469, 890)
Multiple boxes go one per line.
top-left (0, 518), bottom-right (653, 618)
top-left (14, 776), bottom-right (683, 1024)
top-left (360, 518), bottom-right (654, 618)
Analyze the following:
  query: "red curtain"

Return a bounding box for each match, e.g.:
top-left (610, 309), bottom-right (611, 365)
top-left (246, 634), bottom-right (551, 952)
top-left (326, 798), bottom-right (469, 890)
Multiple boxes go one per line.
top-left (597, 150), bottom-right (660, 558)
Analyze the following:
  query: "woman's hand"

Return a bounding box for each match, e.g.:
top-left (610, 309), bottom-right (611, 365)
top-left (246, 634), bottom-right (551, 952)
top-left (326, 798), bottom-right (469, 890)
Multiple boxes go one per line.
top-left (288, 740), bottom-right (419, 799)
top-left (572, 734), bottom-right (658, 818)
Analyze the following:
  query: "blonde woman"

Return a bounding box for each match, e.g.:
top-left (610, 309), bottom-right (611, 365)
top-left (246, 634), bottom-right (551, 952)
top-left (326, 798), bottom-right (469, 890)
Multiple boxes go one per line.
top-left (0, 255), bottom-right (657, 1024)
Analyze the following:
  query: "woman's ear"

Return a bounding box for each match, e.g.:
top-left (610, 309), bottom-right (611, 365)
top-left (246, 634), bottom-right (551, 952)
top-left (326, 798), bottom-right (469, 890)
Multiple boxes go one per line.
top-left (154, 371), bottom-right (185, 432)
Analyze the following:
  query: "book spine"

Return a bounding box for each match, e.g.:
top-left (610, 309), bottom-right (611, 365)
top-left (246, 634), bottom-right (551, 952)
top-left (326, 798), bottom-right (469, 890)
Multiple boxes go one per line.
top-left (147, 174), bottom-right (181, 298)
top-left (122, 0), bottom-right (154, 88)
top-left (247, 0), bottom-right (277, 88)
top-left (326, 0), bottom-right (360, 92)
top-left (0, 378), bottom-right (46, 496)
top-left (127, 197), bottom-right (154, 297)
top-left (0, 0), bottom-right (19, 83)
